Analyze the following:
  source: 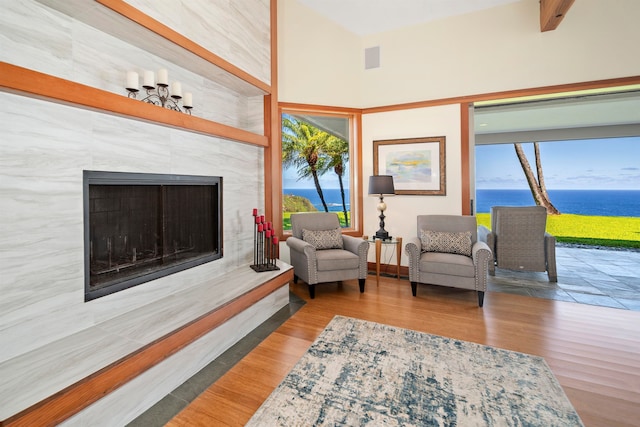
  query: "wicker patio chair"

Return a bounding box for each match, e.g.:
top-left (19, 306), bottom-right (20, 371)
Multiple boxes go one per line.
top-left (478, 206), bottom-right (557, 282)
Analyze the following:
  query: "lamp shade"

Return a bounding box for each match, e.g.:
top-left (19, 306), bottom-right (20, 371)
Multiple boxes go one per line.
top-left (368, 175), bottom-right (395, 195)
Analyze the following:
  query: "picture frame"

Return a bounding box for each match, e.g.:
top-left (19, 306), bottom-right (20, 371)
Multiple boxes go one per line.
top-left (373, 136), bottom-right (446, 195)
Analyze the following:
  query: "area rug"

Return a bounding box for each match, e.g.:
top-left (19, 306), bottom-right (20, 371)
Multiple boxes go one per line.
top-left (246, 315), bottom-right (583, 426)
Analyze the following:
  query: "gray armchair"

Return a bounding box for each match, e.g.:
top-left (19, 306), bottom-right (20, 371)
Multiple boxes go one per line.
top-left (286, 213), bottom-right (370, 299)
top-left (405, 215), bottom-right (492, 307)
top-left (478, 206), bottom-right (557, 282)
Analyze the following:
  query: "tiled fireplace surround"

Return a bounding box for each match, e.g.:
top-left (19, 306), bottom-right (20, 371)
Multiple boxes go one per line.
top-left (0, 1), bottom-right (278, 425)
top-left (0, 90), bottom-right (292, 425)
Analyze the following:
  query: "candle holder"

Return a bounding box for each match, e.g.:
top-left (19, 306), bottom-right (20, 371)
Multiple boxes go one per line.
top-left (250, 209), bottom-right (280, 272)
top-left (125, 69), bottom-right (193, 115)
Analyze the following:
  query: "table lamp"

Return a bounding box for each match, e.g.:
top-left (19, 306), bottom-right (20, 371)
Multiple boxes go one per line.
top-left (368, 175), bottom-right (395, 240)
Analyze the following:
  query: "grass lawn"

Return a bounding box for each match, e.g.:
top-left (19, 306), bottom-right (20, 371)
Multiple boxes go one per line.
top-left (283, 212), bottom-right (349, 230)
top-left (477, 213), bottom-right (640, 249)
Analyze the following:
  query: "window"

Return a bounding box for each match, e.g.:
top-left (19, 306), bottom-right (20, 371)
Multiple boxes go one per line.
top-left (280, 107), bottom-right (361, 234)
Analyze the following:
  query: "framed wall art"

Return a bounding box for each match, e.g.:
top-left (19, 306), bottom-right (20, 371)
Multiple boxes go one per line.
top-left (373, 136), bottom-right (446, 195)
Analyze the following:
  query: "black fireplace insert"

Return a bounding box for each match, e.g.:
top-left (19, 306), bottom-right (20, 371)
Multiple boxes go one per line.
top-left (83, 171), bottom-right (223, 301)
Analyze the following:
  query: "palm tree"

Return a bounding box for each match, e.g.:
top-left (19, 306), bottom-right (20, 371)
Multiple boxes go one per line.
top-left (514, 142), bottom-right (560, 215)
top-left (282, 115), bottom-right (330, 211)
top-left (322, 135), bottom-right (350, 226)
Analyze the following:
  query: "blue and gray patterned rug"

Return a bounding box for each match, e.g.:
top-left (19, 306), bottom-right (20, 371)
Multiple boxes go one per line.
top-left (247, 315), bottom-right (583, 426)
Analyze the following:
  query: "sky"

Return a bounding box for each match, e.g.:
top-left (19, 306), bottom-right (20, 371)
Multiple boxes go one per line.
top-left (476, 137), bottom-right (640, 190)
top-left (283, 163), bottom-right (350, 189)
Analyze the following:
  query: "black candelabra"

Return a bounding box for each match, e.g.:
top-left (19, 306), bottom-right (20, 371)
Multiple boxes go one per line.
top-left (250, 209), bottom-right (280, 272)
top-left (125, 69), bottom-right (193, 115)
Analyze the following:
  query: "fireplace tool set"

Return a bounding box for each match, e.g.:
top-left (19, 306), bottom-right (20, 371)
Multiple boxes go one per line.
top-left (250, 209), bottom-right (280, 272)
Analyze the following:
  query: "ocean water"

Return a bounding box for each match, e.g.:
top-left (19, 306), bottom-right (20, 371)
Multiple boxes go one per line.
top-left (285, 188), bottom-right (640, 217)
top-left (284, 188), bottom-right (350, 212)
top-left (476, 189), bottom-right (640, 217)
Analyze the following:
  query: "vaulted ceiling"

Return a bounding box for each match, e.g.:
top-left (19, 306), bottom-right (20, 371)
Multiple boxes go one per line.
top-left (297, 0), bottom-right (574, 35)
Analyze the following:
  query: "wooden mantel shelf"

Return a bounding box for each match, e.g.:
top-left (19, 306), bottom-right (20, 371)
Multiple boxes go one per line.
top-left (0, 62), bottom-right (269, 147)
top-left (17, 0), bottom-right (273, 146)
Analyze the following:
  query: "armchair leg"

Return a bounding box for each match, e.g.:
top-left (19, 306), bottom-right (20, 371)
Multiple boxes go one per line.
top-left (411, 282), bottom-right (417, 297)
top-left (308, 284), bottom-right (315, 299)
top-left (477, 291), bottom-right (485, 307)
top-left (358, 278), bottom-right (365, 293)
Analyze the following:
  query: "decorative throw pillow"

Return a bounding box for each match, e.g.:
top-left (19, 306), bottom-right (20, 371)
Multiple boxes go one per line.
top-left (420, 229), bottom-right (472, 256)
top-left (302, 228), bottom-right (344, 250)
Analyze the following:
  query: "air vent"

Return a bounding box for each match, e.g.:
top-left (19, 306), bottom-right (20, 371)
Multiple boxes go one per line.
top-left (365, 46), bottom-right (380, 69)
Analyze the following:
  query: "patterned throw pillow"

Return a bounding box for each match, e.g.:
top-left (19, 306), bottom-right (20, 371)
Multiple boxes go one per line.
top-left (302, 228), bottom-right (344, 250)
top-left (420, 229), bottom-right (472, 256)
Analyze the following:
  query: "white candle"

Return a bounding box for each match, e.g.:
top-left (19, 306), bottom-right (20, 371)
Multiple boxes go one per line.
top-left (157, 68), bottom-right (168, 85)
top-left (126, 71), bottom-right (138, 90)
top-left (183, 92), bottom-right (193, 107)
top-left (143, 70), bottom-right (155, 88)
top-left (171, 81), bottom-right (182, 98)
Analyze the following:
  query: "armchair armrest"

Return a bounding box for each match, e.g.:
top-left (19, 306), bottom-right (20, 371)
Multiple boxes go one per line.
top-left (286, 235), bottom-right (316, 257)
top-left (286, 236), bottom-right (318, 284)
top-left (343, 235), bottom-right (370, 279)
top-left (405, 236), bottom-right (421, 283)
top-left (477, 225), bottom-right (496, 275)
top-left (471, 240), bottom-right (492, 292)
top-left (405, 236), bottom-right (421, 259)
top-left (472, 240), bottom-right (491, 263)
top-left (343, 235), bottom-right (369, 256)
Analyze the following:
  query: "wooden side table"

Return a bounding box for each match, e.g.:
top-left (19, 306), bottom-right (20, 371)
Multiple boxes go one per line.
top-left (365, 236), bottom-right (402, 285)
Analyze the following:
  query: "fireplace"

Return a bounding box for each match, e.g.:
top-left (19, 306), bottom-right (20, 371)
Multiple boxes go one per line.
top-left (83, 171), bottom-right (223, 301)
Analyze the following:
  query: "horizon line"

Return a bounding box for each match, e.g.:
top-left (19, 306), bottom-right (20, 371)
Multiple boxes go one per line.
top-left (284, 187), bottom-right (638, 191)
top-left (477, 188), bottom-right (639, 191)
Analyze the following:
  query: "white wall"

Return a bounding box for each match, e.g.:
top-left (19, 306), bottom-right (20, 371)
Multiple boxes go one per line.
top-left (361, 0), bottom-right (640, 106)
top-left (362, 105), bottom-right (463, 265)
top-left (278, 0), bottom-right (362, 106)
top-left (0, 0), bottom-right (275, 422)
top-left (280, 0), bottom-right (640, 108)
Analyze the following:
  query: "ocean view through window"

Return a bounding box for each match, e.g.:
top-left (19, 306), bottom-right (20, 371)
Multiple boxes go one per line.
top-left (476, 189), bottom-right (640, 216)
top-left (475, 137), bottom-right (640, 217)
top-left (475, 137), bottom-right (640, 249)
top-left (283, 188), bottom-right (350, 213)
top-left (281, 108), bottom-right (359, 232)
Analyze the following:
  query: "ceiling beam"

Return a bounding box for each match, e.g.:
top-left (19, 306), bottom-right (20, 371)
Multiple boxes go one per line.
top-left (540, 0), bottom-right (575, 32)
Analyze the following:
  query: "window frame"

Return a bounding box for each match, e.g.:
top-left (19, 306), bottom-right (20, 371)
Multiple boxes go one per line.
top-left (278, 103), bottom-right (363, 238)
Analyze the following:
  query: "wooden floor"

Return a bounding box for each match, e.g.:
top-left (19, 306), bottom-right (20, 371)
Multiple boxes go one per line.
top-left (166, 276), bottom-right (640, 427)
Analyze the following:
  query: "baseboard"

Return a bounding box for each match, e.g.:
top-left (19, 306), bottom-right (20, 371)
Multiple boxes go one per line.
top-left (367, 262), bottom-right (409, 279)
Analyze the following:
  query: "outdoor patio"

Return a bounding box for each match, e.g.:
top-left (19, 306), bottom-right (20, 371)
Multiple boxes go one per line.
top-left (488, 245), bottom-right (640, 311)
